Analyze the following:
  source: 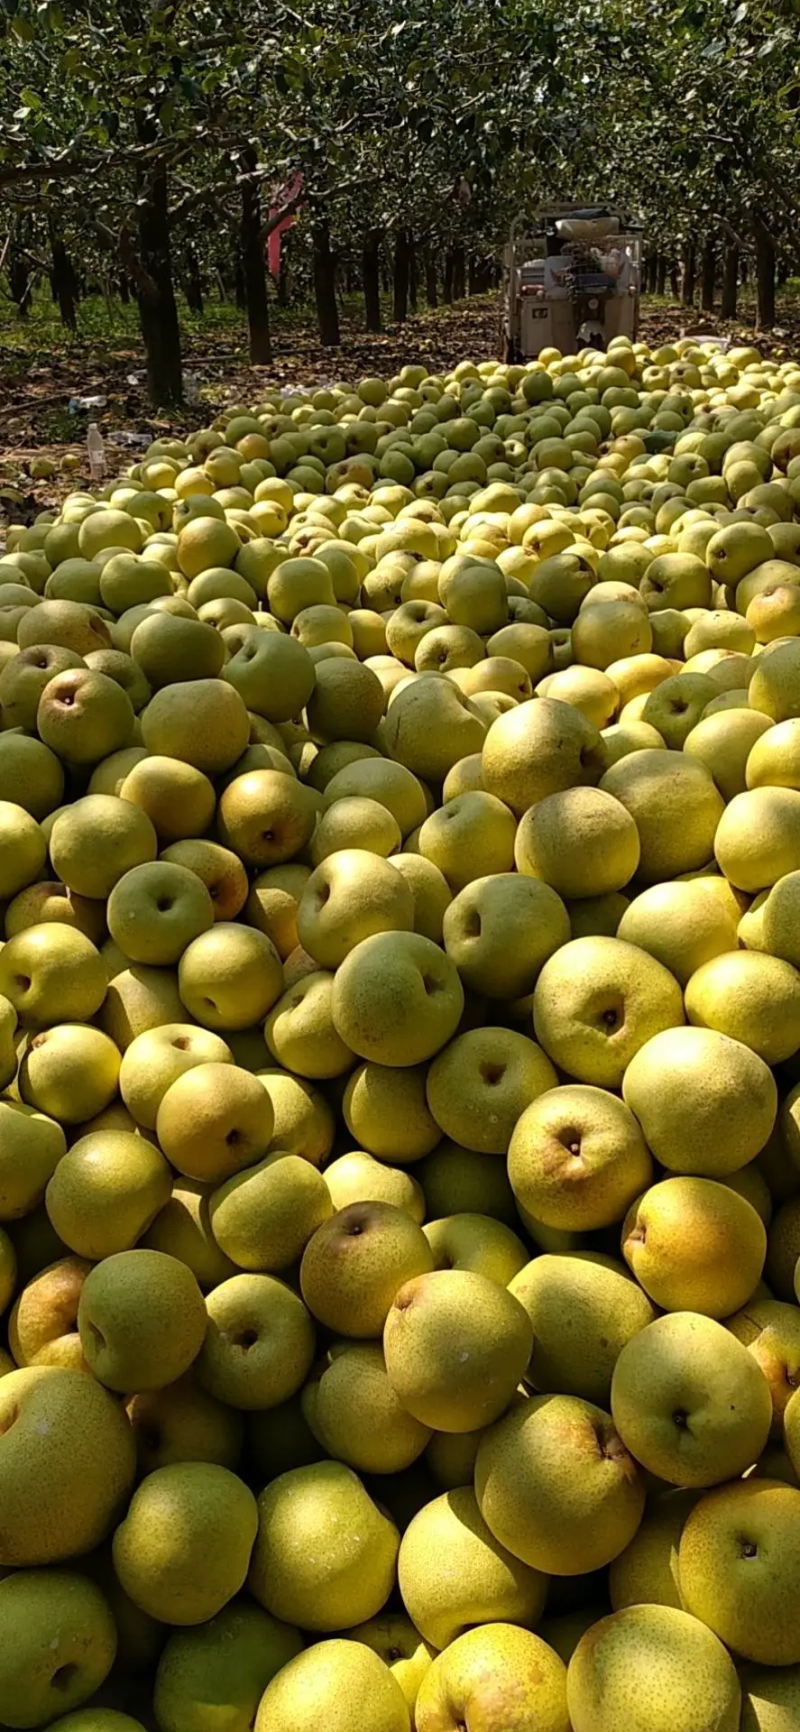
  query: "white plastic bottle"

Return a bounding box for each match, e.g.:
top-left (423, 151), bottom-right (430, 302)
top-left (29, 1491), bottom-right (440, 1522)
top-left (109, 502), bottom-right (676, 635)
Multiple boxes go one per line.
top-left (87, 423), bottom-right (106, 482)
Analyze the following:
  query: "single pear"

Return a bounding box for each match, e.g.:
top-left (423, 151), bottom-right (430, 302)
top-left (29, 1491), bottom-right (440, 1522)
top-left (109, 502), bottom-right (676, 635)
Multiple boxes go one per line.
top-left (300, 1202), bottom-right (434, 1338)
top-left (0, 1569), bottom-right (117, 1727)
top-left (567, 1604), bottom-right (741, 1732)
top-left (248, 1461), bottom-right (399, 1631)
top-left (0, 1366), bottom-right (136, 1565)
top-left (254, 1639), bottom-right (411, 1732)
top-left (398, 1485), bottom-right (548, 1650)
top-left (113, 1461), bottom-right (258, 1625)
top-left (611, 1312), bottom-right (772, 1487)
top-left (415, 1623), bottom-right (569, 1732)
top-left (154, 1597), bottom-right (302, 1732)
top-left (383, 1268), bottom-right (533, 1433)
top-left (78, 1248), bottom-right (207, 1392)
top-left (303, 1342), bottom-right (431, 1475)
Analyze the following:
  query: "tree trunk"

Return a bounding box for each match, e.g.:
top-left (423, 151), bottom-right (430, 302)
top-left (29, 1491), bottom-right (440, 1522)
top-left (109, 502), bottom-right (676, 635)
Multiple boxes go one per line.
top-left (753, 217), bottom-right (775, 330)
top-left (468, 255), bottom-right (479, 296)
top-left (451, 245), bottom-right (466, 300)
top-left (393, 231), bottom-right (411, 323)
top-left (424, 249), bottom-right (438, 307)
top-left (239, 146), bottom-right (271, 365)
top-left (118, 274), bottom-right (130, 305)
top-left (700, 239), bottom-right (716, 312)
top-left (183, 247), bottom-right (204, 315)
top-left (234, 253), bottom-right (247, 309)
top-left (669, 261), bottom-right (679, 298)
top-left (362, 231), bottom-right (382, 332)
top-left (8, 248), bottom-right (32, 317)
top-left (408, 240), bottom-right (418, 315)
top-left (277, 238), bottom-right (290, 308)
top-left (49, 231), bottom-right (77, 331)
top-left (443, 251), bottom-right (454, 302)
top-left (655, 255), bottom-right (667, 296)
top-left (134, 151), bottom-right (182, 405)
top-left (741, 254), bottom-right (749, 285)
top-left (312, 219), bottom-right (340, 345)
top-left (680, 245), bottom-right (696, 306)
top-left (721, 245), bottom-right (739, 320)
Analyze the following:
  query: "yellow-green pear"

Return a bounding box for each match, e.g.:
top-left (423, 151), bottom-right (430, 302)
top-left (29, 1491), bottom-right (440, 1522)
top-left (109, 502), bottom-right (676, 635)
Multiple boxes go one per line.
top-left (255, 1639), bottom-right (411, 1732)
top-left (616, 879), bottom-right (739, 986)
top-left (397, 1485), bottom-right (548, 1650)
top-left (0, 1366), bottom-right (136, 1565)
top-left (0, 1569), bottom-right (117, 1729)
top-left (384, 1267), bottom-right (532, 1432)
top-left (475, 1393), bottom-right (645, 1575)
top-left (680, 1479), bottom-right (800, 1665)
top-left (153, 1597), bottom-right (302, 1732)
top-left (621, 1176), bottom-right (767, 1317)
top-left (509, 1084), bottom-right (653, 1231)
top-left (248, 1461), bottom-right (399, 1630)
top-left (426, 1026), bottom-right (557, 1154)
top-left (567, 1604), bottom-right (741, 1732)
top-left (611, 1312), bottom-right (772, 1486)
top-left (416, 1623), bottom-right (569, 1732)
top-left (609, 1489), bottom-right (697, 1610)
top-left (533, 935), bottom-right (685, 1087)
top-left (113, 1461), bottom-right (257, 1625)
top-left (300, 1201), bottom-right (433, 1338)
top-left (622, 1026), bottom-right (777, 1177)
top-left (510, 1252), bottom-right (655, 1405)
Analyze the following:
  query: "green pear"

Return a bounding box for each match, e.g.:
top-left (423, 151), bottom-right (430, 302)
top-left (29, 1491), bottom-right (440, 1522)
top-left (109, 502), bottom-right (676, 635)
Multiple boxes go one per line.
top-left (197, 1273), bottom-right (315, 1410)
top-left (0, 1099), bottom-right (66, 1221)
top-left (510, 1252), bottom-right (656, 1405)
top-left (154, 1597), bottom-right (302, 1732)
top-left (77, 1249), bottom-right (207, 1392)
top-left (0, 1569), bottom-right (117, 1728)
top-left (48, 795), bottom-right (157, 901)
top-left (303, 1342), bottom-right (431, 1474)
top-left (398, 1485), bottom-right (547, 1650)
top-left (611, 1312), bottom-right (772, 1487)
top-left (113, 1461), bottom-right (257, 1626)
top-left (255, 1639), bottom-right (410, 1732)
top-left (248, 1461), bottom-right (399, 1631)
top-left (125, 1373), bottom-right (242, 1474)
top-left (0, 1366), bottom-right (136, 1566)
top-left (384, 1267), bottom-right (532, 1432)
top-left (740, 1664), bottom-right (800, 1731)
top-left (46, 1130), bottom-right (172, 1259)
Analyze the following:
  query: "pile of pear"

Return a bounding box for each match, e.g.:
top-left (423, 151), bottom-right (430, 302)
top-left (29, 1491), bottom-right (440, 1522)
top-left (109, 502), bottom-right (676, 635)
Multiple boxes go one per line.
top-left (2, 335), bottom-right (800, 1732)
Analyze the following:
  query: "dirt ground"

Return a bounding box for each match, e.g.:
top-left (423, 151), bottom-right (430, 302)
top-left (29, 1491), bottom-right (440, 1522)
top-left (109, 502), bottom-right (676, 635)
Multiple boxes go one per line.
top-left (1, 289), bottom-right (799, 523)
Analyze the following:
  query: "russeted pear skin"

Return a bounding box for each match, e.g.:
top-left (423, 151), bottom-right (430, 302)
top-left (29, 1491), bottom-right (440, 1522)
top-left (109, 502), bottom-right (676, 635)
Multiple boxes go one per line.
top-left (566, 1604), bottom-right (741, 1732)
